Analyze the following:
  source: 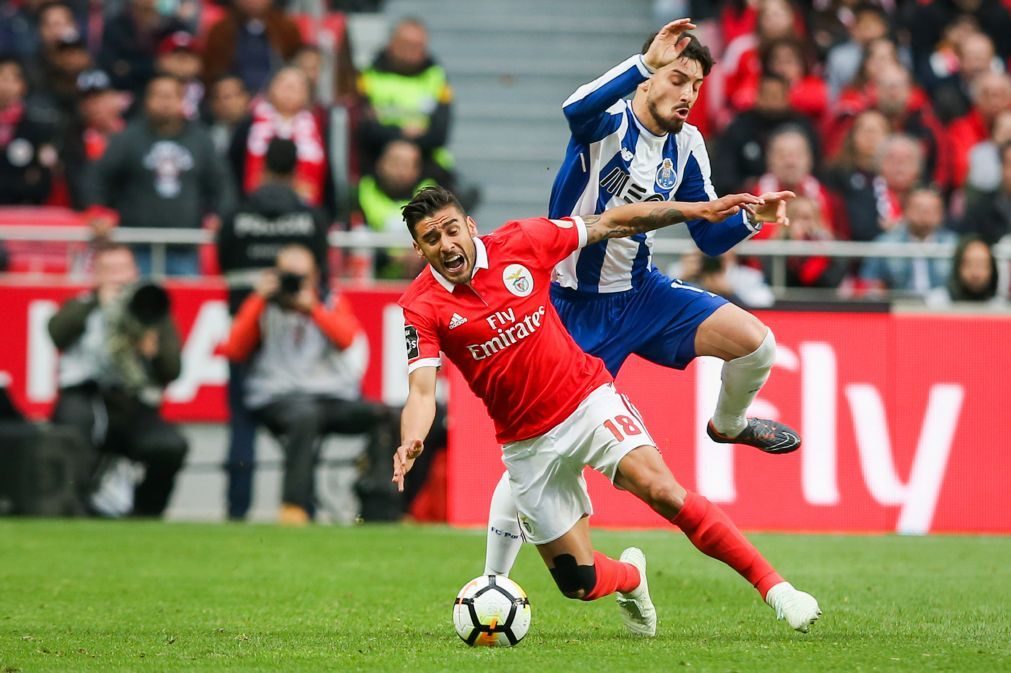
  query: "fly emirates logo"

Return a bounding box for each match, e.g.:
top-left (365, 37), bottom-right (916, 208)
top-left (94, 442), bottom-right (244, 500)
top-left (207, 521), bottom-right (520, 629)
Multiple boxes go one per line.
top-left (466, 306), bottom-right (547, 361)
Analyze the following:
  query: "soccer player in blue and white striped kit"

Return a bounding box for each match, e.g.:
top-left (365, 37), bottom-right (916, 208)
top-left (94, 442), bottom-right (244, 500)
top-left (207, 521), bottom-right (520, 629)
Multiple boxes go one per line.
top-left (483, 20), bottom-right (820, 632)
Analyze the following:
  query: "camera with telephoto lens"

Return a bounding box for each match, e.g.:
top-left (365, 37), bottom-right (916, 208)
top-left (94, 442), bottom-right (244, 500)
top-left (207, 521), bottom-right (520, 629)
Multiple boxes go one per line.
top-left (104, 282), bottom-right (172, 404)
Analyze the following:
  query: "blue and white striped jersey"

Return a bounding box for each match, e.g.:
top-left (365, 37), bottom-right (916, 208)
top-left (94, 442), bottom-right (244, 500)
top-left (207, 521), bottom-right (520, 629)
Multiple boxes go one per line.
top-left (549, 54), bottom-right (760, 294)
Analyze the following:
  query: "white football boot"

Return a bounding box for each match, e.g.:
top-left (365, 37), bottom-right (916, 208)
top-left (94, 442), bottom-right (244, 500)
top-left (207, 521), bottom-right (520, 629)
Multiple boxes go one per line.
top-left (616, 547), bottom-right (657, 637)
top-left (765, 582), bottom-right (822, 632)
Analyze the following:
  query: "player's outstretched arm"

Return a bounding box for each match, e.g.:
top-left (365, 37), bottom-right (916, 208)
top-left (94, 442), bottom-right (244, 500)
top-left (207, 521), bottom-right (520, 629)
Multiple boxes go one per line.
top-left (583, 193), bottom-right (764, 246)
top-left (393, 366), bottom-right (438, 492)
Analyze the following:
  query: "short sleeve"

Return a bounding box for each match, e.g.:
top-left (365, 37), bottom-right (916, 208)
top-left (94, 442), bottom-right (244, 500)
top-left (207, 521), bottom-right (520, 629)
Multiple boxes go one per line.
top-left (514, 216), bottom-right (588, 269)
top-left (402, 305), bottom-right (441, 374)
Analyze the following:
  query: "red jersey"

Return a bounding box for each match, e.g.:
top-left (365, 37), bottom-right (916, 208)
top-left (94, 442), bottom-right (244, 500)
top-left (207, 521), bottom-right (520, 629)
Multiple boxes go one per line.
top-left (399, 216), bottom-right (612, 444)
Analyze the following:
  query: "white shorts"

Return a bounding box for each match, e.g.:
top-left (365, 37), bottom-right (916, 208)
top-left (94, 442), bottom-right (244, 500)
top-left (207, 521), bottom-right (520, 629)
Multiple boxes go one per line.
top-left (501, 383), bottom-right (655, 545)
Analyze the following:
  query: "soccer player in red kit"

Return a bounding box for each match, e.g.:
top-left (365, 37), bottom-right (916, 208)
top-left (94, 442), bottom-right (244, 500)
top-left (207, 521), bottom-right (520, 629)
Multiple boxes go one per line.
top-left (392, 186), bottom-right (821, 636)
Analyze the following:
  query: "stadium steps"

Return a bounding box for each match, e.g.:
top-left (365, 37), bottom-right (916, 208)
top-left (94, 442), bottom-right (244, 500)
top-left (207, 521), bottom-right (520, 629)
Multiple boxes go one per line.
top-left (382, 0), bottom-right (655, 228)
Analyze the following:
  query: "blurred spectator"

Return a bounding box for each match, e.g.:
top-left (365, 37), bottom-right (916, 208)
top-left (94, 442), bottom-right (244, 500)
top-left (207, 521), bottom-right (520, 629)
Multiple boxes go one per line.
top-left (713, 73), bottom-right (819, 194)
top-left (948, 71), bottom-right (1011, 188)
top-left (61, 68), bottom-right (127, 209)
top-left (961, 140), bottom-right (1011, 245)
top-left (87, 74), bottom-right (234, 275)
top-left (759, 37), bottom-right (828, 124)
top-left (824, 2), bottom-right (890, 101)
top-left (965, 109), bottom-right (1011, 194)
top-left (100, 0), bottom-right (189, 95)
top-left (202, 0), bottom-right (303, 94)
top-left (206, 74), bottom-right (250, 157)
top-left (826, 110), bottom-right (891, 242)
top-left (929, 31), bottom-right (1001, 124)
top-left (358, 17), bottom-right (454, 178)
top-left (30, 29), bottom-right (92, 135)
top-left (907, 0), bottom-right (1011, 84)
top-left (928, 235), bottom-right (1004, 306)
top-left (919, 14), bottom-right (981, 95)
top-left (355, 139), bottom-right (434, 279)
top-left (753, 125), bottom-right (845, 238)
top-left (0, 56), bottom-right (57, 205)
top-left (217, 137), bottom-right (329, 521)
top-left (19, 1), bottom-right (80, 93)
top-left (876, 134), bottom-right (927, 232)
top-left (220, 244), bottom-right (390, 525)
top-left (154, 31), bottom-right (204, 120)
top-left (833, 36), bottom-right (904, 120)
top-left (860, 187), bottom-right (957, 296)
top-left (721, 0), bottom-right (799, 112)
top-left (674, 250), bottom-right (775, 308)
top-left (48, 243), bottom-right (188, 517)
top-left (872, 64), bottom-right (950, 187)
top-left (229, 66), bottom-right (330, 211)
top-left (767, 196), bottom-right (847, 289)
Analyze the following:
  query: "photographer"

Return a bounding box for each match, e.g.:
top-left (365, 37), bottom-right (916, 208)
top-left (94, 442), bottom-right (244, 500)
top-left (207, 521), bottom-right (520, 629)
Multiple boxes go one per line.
top-left (47, 243), bottom-right (188, 517)
top-left (220, 244), bottom-right (392, 525)
top-left (216, 136), bottom-right (329, 520)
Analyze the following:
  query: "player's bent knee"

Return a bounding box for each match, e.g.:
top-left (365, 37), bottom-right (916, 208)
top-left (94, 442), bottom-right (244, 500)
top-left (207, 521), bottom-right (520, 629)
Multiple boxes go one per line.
top-left (548, 554), bottom-right (596, 600)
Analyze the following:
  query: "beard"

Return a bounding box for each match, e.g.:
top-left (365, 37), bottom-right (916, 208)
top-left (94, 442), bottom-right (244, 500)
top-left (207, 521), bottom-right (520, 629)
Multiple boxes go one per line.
top-left (647, 97), bottom-right (686, 134)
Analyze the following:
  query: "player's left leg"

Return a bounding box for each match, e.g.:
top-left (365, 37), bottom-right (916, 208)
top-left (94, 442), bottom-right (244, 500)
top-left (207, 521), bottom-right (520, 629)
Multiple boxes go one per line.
top-left (632, 275), bottom-right (799, 454)
top-left (483, 472), bottom-right (524, 576)
top-left (694, 304), bottom-right (800, 453)
top-left (614, 445), bottom-right (821, 632)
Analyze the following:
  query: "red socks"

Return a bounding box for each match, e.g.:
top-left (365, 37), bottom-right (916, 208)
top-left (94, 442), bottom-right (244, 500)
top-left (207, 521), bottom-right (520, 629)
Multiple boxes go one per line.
top-left (673, 491), bottom-right (783, 599)
top-left (582, 551), bottom-right (641, 601)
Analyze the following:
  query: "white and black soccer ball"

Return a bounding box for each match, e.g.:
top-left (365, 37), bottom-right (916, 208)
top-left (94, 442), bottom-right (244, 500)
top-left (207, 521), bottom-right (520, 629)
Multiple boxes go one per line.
top-left (453, 575), bottom-right (531, 647)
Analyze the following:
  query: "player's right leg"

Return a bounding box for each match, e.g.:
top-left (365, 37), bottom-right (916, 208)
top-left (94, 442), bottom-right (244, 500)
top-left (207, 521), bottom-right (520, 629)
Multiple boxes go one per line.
top-left (534, 517), bottom-right (656, 637)
top-left (613, 444), bottom-right (821, 632)
top-left (483, 472), bottom-right (524, 576)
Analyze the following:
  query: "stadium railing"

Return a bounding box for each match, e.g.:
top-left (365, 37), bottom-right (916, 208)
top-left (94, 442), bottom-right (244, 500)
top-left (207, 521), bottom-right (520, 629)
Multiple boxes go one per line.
top-left (2, 224), bottom-right (1009, 302)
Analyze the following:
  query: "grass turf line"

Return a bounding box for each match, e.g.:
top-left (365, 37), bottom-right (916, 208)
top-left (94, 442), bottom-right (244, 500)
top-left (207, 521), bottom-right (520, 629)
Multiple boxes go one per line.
top-left (1, 521), bottom-right (1008, 672)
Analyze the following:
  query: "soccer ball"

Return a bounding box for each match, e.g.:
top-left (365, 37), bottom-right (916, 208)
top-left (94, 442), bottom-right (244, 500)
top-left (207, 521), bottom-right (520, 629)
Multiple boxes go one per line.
top-left (453, 575), bottom-right (531, 647)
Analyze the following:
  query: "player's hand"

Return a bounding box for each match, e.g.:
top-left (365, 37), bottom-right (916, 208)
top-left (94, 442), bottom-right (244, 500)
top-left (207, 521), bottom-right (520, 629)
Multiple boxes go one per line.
top-left (642, 18), bottom-right (697, 71)
top-left (748, 191), bottom-right (796, 226)
top-left (392, 438), bottom-right (424, 492)
top-left (691, 193), bottom-right (765, 222)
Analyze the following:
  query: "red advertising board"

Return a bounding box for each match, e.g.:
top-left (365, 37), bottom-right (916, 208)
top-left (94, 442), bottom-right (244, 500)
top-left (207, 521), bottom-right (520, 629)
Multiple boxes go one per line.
top-left (3, 279), bottom-right (1009, 534)
top-left (0, 280), bottom-right (407, 421)
top-left (446, 311), bottom-right (1011, 535)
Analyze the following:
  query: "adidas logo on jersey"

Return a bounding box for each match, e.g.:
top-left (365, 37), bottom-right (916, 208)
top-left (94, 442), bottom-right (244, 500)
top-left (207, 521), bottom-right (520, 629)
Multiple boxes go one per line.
top-left (449, 313), bottom-right (468, 330)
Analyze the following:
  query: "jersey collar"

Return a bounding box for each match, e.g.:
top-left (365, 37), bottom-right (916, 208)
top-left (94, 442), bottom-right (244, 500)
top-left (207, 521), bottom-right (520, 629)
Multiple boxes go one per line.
top-left (429, 236), bottom-right (489, 292)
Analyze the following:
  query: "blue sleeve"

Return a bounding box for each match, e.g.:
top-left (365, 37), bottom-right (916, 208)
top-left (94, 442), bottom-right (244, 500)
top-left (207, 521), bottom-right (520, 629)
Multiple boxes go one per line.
top-left (676, 141), bottom-right (759, 256)
top-left (562, 55), bottom-right (651, 143)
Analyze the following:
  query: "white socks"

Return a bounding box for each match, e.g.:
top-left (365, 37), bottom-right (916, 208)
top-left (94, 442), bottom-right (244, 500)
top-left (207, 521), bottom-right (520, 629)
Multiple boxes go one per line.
top-left (483, 472), bottom-right (524, 576)
top-left (711, 330), bottom-right (776, 438)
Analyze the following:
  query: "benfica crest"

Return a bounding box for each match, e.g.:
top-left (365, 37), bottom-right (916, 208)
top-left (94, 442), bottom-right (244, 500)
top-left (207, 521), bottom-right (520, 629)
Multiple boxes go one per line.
top-left (503, 264), bottom-right (533, 297)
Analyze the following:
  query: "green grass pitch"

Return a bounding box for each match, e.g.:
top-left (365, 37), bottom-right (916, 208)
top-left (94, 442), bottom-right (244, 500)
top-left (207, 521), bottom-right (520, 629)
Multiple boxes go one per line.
top-left (2, 521), bottom-right (1009, 672)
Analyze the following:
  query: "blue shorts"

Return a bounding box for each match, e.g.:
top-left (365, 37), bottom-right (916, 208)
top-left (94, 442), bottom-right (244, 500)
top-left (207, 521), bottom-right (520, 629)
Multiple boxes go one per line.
top-left (550, 270), bottom-right (727, 377)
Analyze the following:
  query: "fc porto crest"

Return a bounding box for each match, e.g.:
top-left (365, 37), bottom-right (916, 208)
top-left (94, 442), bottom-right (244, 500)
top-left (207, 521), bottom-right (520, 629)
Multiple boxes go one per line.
top-left (503, 264), bottom-right (533, 297)
top-left (654, 157), bottom-right (677, 191)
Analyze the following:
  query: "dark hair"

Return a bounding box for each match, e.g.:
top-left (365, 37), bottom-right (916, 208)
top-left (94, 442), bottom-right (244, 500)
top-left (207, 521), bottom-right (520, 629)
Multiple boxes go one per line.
top-left (852, 2), bottom-right (888, 22)
top-left (265, 137), bottom-right (298, 176)
top-left (758, 71), bottom-right (790, 89)
top-left (760, 37), bottom-right (812, 79)
top-left (146, 73), bottom-right (185, 94)
top-left (402, 185), bottom-right (463, 237)
top-left (640, 32), bottom-right (715, 77)
top-left (948, 235), bottom-right (998, 301)
top-left (210, 73), bottom-right (246, 91)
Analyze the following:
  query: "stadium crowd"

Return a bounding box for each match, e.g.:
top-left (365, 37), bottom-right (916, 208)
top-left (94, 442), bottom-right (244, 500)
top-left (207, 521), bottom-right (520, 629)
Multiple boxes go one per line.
top-left (1, 0), bottom-right (1010, 521)
top-left (0, 0), bottom-right (1008, 303)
